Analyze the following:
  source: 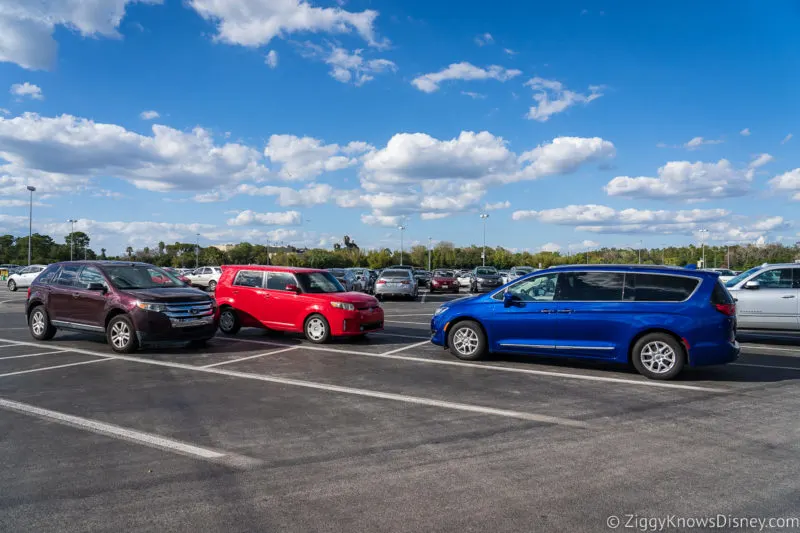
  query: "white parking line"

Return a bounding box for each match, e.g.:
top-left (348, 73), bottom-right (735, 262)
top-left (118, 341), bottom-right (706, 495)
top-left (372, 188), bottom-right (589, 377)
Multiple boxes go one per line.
top-left (0, 350), bottom-right (66, 361)
top-left (382, 340), bottom-right (431, 355)
top-left (214, 336), bottom-right (383, 357)
top-left (731, 363), bottom-right (800, 371)
top-left (385, 320), bottom-right (430, 326)
top-left (0, 358), bottom-right (113, 378)
top-left (0, 339), bottom-right (588, 428)
top-left (372, 332), bottom-right (431, 340)
top-left (739, 344), bottom-right (800, 353)
top-left (0, 397), bottom-right (259, 468)
top-left (201, 347), bottom-right (298, 368)
top-left (383, 314), bottom-right (434, 318)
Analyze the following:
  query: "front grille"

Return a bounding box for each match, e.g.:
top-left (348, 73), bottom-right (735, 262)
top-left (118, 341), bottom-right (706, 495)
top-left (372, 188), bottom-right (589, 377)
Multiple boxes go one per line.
top-left (361, 321), bottom-right (383, 331)
top-left (163, 301), bottom-right (215, 319)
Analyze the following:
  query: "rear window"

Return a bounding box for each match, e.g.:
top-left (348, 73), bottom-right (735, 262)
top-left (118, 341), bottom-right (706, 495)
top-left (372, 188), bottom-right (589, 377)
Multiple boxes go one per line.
top-left (381, 270), bottom-right (410, 279)
top-left (625, 274), bottom-right (699, 302)
top-left (434, 270), bottom-right (454, 277)
top-left (557, 272), bottom-right (624, 301)
top-left (711, 281), bottom-right (734, 305)
top-left (233, 270), bottom-right (264, 288)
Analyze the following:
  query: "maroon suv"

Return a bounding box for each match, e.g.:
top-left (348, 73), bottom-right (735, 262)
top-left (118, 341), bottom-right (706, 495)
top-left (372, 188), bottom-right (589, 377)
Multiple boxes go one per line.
top-left (26, 261), bottom-right (218, 353)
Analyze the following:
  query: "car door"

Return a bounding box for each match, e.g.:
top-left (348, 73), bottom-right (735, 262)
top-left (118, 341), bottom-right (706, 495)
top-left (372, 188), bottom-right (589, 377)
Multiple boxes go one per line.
top-left (71, 265), bottom-right (109, 329)
top-left (229, 270), bottom-right (266, 327)
top-left (736, 268), bottom-right (797, 330)
top-left (48, 264), bottom-right (83, 322)
top-left (794, 268), bottom-right (800, 330)
top-left (18, 266), bottom-right (39, 287)
top-left (263, 271), bottom-right (304, 329)
top-left (486, 272), bottom-right (560, 355)
top-left (553, 271), bottom-right (629, 358)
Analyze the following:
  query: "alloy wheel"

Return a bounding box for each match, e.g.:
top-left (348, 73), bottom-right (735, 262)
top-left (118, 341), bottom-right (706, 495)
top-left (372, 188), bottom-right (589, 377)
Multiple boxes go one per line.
top-left (452, 327), bottom-right (479, 356)
top-left (31, 310), bottom-right (46, 336)
top-left (640, 341), bottom-right (676, 374)
top-left (306, 317), bottom-right (326, 341)
top-left (110, 321), bottom-right (131, 350)
top-left (220, 310), bottom-right (235, 332)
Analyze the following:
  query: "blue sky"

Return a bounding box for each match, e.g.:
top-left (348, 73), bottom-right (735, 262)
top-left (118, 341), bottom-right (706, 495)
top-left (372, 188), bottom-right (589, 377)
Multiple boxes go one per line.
top-left (0, 0), bottom-right (798, 254)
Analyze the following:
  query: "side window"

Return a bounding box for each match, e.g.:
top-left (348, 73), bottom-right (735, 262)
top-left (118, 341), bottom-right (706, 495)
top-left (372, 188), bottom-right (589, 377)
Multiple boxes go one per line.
top-left (502, 273), bottom-right (559, 302)
top-left (753, 268), bottom-right (793, 289)
top-left (630, 274), bottom-right (699, 302)
top-left (36, 265), bottom-right (60, 285)
top-left (55, 264), bottom-right (82, 287)
top-left (794, 269), bottom-right (800, 289)
top-left (556, 272), bottom-right (624, 301)
top-left (31, 266), bottom-right (44, 273)
top-left (266, 272), bottom-right (297, 291)
top-left (233, 270), bottom-right (264, 288)
top-left (17, 267), bottom-right (32, 275)
top-left (78, 266), bottom-right (106, 288)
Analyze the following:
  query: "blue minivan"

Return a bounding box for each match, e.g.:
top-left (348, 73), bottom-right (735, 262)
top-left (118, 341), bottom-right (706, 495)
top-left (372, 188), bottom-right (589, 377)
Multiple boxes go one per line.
top-left (430, 265), bottom-right (739, 380)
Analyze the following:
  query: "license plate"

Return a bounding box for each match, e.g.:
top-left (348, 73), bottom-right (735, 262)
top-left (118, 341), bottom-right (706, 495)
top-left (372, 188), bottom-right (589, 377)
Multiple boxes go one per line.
top-left (171, 316), bottom-right (212, 328)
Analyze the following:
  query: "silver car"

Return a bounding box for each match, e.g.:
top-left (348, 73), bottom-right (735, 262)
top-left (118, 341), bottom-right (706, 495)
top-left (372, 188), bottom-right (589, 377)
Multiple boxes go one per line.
top-left (347, 268), bottom-right (371, 292)
top-left (726, 263), bottom-right (800, 331)
top-left (374, 269), bottom-right (418, 300)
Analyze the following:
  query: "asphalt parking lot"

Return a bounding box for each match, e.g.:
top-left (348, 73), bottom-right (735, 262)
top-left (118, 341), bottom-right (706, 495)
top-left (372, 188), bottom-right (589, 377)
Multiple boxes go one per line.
top-left (1, 289), bottom-right (799, 532)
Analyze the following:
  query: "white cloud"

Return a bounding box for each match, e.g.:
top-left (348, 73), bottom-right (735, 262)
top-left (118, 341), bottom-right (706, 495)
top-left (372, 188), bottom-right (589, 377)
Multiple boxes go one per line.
top-left (0, 0), bottom-right (162, 70)
top-left (474, 33), bottom-right (494, 46)
top-left (461, 91), bottom-right (486, 99)
top-left (781, 133), bottom-right (793, 145)
top-left (740, 128), bottom-right (751, 136)
top-left (539, 242), bottom-right (561, 252)
top-left (139, 110), bottom-right (160, 120)
top-left (0, 108), bottom-right (9, 115)
top-left (264, 134), bottom-right (370, 179)
top-left (227, 210), bottom-right (302, 226)
top-left (750, 216), bottom-right (786, 232)
top-left (361, 214), bottom-right (402, 227)
top-left (323, 46), bottom-right (396, 85)
top-left (684, 136), bottom-right (723, 150)
top-left (10, 82), bottom-right (43, 100)
top-left (265, 50), bottom-right (279, 68)
top-left (188, 0), bottom-right (384, 48)
top-left (484, 200), bottom-right (510, 210)
top-left (503, 48), bottom-right (517, 55)
top-left (514, 136), bottom-right (616, 182)
top-left (0, 112), bottom-right (268, 193)
top-left (770, 168), bottom-right (800, 200)
top-left (234, 182), bottom-right (335, 206)
top-left (420, 212), bottom-right (450, 220)
top-left (605, 159), bottom-right (752, 201)
top-left (524, 77), bottom-right (602, 121)
top-left (411, 62), bottom-right (521, 93)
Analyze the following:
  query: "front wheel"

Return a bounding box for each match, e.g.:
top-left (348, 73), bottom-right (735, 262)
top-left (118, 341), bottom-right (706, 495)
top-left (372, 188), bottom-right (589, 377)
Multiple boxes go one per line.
top-left (304, 314), bottom-right (331, 344)
top-left (107, 315), bottom-right (139, 353)
top-left (631, 333), bottom-right (685, 380)
top-left (29, 306), bottom-right (56, 340)
top-left (219, 308), bottom-right (241, 335)
top-left (447, 320), bottom-right (487, 361)
top-left (8, 280), bottom-right (17, 292)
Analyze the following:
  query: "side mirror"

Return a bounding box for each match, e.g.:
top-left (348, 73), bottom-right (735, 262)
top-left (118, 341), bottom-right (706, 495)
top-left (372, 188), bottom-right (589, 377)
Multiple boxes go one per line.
top-left (503, 291), bottom-right (520, 308)
top-left (285, 283), bottom-right (300, 293)
top-left (744, 280), bottom-right (760, 290)
top-left (87, 282), bottom-right (106, 293)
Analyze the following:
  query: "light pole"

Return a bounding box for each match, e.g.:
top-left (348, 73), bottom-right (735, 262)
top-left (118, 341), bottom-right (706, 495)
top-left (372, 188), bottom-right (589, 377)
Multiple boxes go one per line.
top-left (727, 245), bottom-right (731, 269)
top-left (698, 229), bottom-right (709, 267)
top-left (67, 219), bottom-right (77, 261)
top-left (480, 213), bottom-right (489, 266)
top-left (195, 233), bottom-right (200, 268)
top-left (661, 244), bottom-right (666, 265)
top-left (427, 237), bottom-right (432, 271)
top-left (638, 240), bottom-right (643, 264)
top-left (398, 225), bottom-right (406, 266)
top-left (26, 186), bottom-right (35, 265)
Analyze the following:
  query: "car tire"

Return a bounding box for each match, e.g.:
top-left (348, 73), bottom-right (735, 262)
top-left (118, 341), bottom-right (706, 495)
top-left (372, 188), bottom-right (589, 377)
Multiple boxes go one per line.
top-left (106, 315), bottom-right (139, 354)
top-left (304, 314), bottom-right (331, 344)
top-left (8, 279), bottom-right (17, 292)
top-left (219, 307), bottom-right (241, 335)
top-left (631, 333), bottom-right (685, 380)
top-left (447, 320), bottom-right (487, 361)
top-left (207, 280), bottom-right (217, 292)
top-left (29, 305), bottom-right (56, 341)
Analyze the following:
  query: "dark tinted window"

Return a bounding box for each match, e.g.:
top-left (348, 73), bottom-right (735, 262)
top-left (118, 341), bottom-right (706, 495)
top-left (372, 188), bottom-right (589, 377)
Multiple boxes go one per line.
top-left (55, 264), bottom-right (81, 287)
top-left (628, 274), bottom-right (699, 302)
top-left (295, 272), bottom-right (344, 293)
top-left (381, 270), bottom-right (411, 279)
top-left (36, 264), bottom-right (60, 285)
top-left (753, 268), bottom-right (793, 289)
top-left (267, 272), bottom-right (296, 291)
top-left (233, 270), bottom-right (264, 288)
top-left (794, 269), bottom-right (800, 289)
top-left (557, 272), bottom-right (624, 301)
top-left (711, 281), bottom-right (734, 305)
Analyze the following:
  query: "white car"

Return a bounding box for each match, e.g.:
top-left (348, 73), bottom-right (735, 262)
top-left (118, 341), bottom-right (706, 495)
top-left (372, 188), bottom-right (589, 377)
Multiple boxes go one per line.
top-left (7, 264), bottom-right (47, 292)
top-left (505, 266), bottom-right (536, 284)
top-left (186, 266), bottom-right (222, 291)
top-left (456, 270), bottom-right (473, 288)
top-left (705, 268), bottom-right (737, 283)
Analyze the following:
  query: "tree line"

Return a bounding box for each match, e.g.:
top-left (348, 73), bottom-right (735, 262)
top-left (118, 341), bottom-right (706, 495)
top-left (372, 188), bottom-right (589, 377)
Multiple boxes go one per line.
top-left (1, 232), bottom-right (798, 271)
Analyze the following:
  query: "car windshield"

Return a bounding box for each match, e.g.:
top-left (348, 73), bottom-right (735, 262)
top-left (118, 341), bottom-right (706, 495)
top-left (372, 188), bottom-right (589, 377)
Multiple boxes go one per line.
top-left (725, 266), bottom-right (761, 287)
top-left (434, 270), bottom-right (454, 277)
top-left (475, 268), bottom-right (497, 275)
top-left (296, 272), bottom-right (345, 293)
top-left (104, 265), bottom-right (183, 289)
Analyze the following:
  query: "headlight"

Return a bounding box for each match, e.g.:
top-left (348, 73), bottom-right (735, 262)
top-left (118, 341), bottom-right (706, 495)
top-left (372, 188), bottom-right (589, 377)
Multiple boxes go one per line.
top-left (434, 306), bottom-right (449, 316)
top-left (330, 301), bottom-right (356, 311)
top-left (136, 301), bottom-right (166, 312)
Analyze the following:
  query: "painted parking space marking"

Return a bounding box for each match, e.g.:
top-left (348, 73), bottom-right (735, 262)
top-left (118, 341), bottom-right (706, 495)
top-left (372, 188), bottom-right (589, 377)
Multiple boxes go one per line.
top-left (202, 347), bottom-right (299, 368)
top-left (0, 358), bottom-right (113, 378)
top-left (382, 340), bottom-right (432, 355)
top-left (0, 397), bottom-right (259, 468)
top-left (731, 362), bottom-right (800, 371)
top-left (0, 349), bottom-right (66, 360)
top-left (739, 344), bottom-right (800, 354)
top-left (372, 331), bottom-right (431, 341)
top-left (384, 320), bottom-right (430, 326)
top-left (0, 339), bottom-right (588, 428)
top-left (383, 314), bottom-right (435, 318)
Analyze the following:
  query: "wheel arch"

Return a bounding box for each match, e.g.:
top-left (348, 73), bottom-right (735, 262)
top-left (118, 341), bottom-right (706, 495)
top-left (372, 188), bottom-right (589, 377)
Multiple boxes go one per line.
top-left (627, 328), bottom-right (688, 365)
top-left (443, 315), bottom-right (489, 348)
top-left (104, 308), bottom-right (128, 329)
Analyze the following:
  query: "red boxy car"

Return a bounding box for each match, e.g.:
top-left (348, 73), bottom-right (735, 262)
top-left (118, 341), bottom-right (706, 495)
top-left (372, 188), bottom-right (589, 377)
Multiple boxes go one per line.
top-left (214, 266), bottom-right (384, 343)
top-left (429, 269), bottom-right (460, 294)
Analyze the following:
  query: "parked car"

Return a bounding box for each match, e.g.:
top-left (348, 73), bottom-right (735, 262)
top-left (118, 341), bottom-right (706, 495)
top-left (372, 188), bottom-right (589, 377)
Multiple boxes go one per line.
top-left (7, 264), bottom-right (47, 291)
top-left (456, 270), bottom-right (473, 288)
top-left (26, 261), bottom-right (217, 353)
top-left (186, 266), bottom-right (222, 291)
top-left (429, 270), bottom-right (460, 294)
top-left (504, 265), bottom-right (535, 284)
top-left (215, 266), bottom-right (383, 343)
top-left (348, 268), bottom-right (373, 292)
top-left (725, 263), bottom-right (800, 331)
top-left (374, 269), bottom-right (418, 300)
top-left (413, 269), bottom-right (431, 288)
top-left (470, 266), bottom-right (503, 292)
top-left (163, 267), bottom-right (192, 285)
top-left (498, 270), bottom-right (509, 283)
top-left (431, 265), bottom-right (739, 380)
top-left (704, 268), bottom-right (737, 283)
top-left (327, 268), bottom-right (363, 292)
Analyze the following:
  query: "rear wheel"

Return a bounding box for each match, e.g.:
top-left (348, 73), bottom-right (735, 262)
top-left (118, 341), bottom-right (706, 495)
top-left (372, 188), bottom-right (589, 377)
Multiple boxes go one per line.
top-left (107, 315), bottom-right (138, 354)
top-left (7, 280), bottom-right (17, 292)
top-left (631, 333), bottom-right (685, 380)
top-left (29, 305), bottom-right (56, 340)
top-left (447, 320), bottom-right (487, 361)
top-left (219, 307), bottom-right (241, 335)
top-left (304, 314), bottom-right (331, 344)
top-left (207, 280), bottom-right (217, 292)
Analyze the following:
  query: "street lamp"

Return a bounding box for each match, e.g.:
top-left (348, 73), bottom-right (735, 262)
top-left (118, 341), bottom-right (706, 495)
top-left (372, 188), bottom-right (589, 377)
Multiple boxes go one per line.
top-left (480, 213), bottom-right (489, 266)
top-left (398, 225), bottom-right (406, 266)
top-left (698, 229), bottom-right (709, 267)
top-left (195, 233), bottom-right (200, 268)
top-left (26, 186), bottom-right (35, 265)
top-left (638, 240), bottom-right (643, 264)
top-left (427, 237), bottom-right (432, 271)
top-left (67, 219), bottom-right (77, 261)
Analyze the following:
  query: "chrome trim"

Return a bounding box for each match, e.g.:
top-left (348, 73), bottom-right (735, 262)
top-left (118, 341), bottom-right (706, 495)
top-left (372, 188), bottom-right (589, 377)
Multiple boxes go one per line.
top-left (558, 345), bottom-right (615, 351)
top-left (160, 301), bottom-right (215, 319)
top-left (498, 343), bottom-right (555, 349)
top-left (51, 320), bottom-right (105, 332)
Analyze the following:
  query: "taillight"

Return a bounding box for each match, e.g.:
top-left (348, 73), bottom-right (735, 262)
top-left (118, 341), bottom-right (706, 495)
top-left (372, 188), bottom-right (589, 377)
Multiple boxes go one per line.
top-left (27, 287), bottom-right (31, 299)
top-left (714, 303), bottom-right (736, 316)
top-left (376, 280), bottom-right (386, 285)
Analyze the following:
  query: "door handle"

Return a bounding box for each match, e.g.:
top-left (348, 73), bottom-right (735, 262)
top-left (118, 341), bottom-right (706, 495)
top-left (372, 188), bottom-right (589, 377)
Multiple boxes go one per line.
top-left (557, 309), bottom-right (573, 314)
top-left (781, 295), bottom-right (796, 299)
top-left (540, 309), bottom-right (554, 314)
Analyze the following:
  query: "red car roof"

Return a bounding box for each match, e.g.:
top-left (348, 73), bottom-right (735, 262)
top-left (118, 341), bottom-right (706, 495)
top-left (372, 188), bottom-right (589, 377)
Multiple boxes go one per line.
top-left (220, 265), bottom-right (325, 274)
